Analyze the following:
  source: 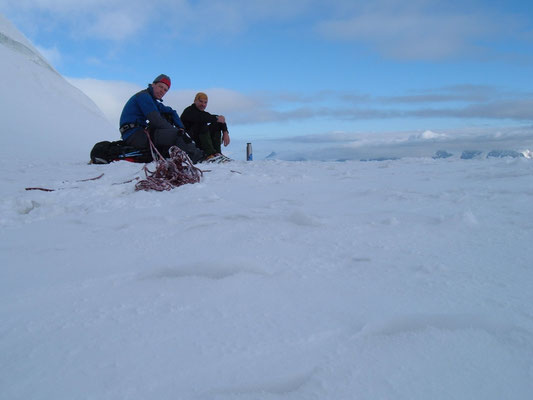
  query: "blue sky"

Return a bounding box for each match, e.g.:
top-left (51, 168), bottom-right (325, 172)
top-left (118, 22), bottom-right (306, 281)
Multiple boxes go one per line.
top-left (2, 0), bottom-right (533, 157)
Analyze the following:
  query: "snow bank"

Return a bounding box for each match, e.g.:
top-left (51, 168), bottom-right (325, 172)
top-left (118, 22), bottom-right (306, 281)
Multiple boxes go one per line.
top-left (0, 14), bottom-right (115, 161)
top-left (2, 157), bottom-right (533, 399)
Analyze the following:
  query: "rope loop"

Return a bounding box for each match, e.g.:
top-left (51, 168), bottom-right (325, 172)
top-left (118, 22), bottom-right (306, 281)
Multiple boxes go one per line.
top-left (135, 131), bottom-right (203, 191)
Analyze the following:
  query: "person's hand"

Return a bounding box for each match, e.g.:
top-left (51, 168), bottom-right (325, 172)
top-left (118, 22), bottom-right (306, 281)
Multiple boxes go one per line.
top-left (217, 115), bottom-right (226, 124)
top-left (222, 131), bottom-right (230, 146)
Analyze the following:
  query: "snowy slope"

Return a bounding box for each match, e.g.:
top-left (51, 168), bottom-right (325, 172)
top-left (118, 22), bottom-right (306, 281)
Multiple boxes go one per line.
top-left (2, 157), bottom-right (533, 400)
top-left (1, 14), bottom-right (533, 400)
top-left (0, 14), bottom-right (115, 160)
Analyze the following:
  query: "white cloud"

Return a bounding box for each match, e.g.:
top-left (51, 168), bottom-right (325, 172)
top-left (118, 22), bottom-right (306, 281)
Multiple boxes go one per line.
top-left (316, 9), bottom-right (497, 60)
top-left (85, 11), bottom-right (140, 41)
top-left (67, 78), bottom-right (142, 127)
top-left (68, 76), bottom-right (533, 135)
top-left (1, 0), bottom-right (315, 42)
top-left (1, 0), bottom-right (154, 41)
top-left (2, 0), bottom-right (528, 58)
top-left (273, 124), bottom-right (533, 161)
top-left (311, 0), bottom-right (531, 61)
top-left (409, 130), bottom-right (448, 141)
top-left (67, 78), bottom-right (267, 128)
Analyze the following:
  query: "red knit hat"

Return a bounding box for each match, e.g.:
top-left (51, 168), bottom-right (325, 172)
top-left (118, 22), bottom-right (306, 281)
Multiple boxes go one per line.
top-left (153, 74), bottom-right (171, 88)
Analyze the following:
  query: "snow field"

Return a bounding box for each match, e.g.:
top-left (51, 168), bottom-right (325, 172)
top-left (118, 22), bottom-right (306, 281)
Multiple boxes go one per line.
top-left (2, 157), bottom-right (533, 399)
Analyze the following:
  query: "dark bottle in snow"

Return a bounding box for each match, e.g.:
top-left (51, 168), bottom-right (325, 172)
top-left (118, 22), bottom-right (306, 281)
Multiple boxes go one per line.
top-left (246, 143), bottom-right (253, 161)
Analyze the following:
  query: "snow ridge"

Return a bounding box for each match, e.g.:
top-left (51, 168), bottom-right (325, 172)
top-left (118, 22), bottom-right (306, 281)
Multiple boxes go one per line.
top-left (0, 31), bottom-right (57, 73)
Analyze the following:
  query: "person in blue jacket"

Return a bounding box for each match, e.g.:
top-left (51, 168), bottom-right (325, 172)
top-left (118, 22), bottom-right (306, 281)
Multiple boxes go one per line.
top-left (119, 74), bottom-right (205, 163)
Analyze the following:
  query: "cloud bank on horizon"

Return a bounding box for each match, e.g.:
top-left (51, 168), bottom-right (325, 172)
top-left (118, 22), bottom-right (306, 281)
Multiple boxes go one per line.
top-left (1, 0), bottom-right (532, 153)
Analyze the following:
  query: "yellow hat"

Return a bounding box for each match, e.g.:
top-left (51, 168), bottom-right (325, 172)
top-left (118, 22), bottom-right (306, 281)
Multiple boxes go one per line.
top-left (194, 92), bottom-right (208, 101)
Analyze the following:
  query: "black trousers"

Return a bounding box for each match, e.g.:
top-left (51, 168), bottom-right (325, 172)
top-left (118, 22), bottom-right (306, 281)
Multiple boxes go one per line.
top-left (188, 122), bottom-right (226, 156)
top-left (125, 128), bottom-right (205, 164)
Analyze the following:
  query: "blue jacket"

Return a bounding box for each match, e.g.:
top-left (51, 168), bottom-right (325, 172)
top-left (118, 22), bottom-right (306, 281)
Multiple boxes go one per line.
top-left (119, 85), bottom-right (184, 140)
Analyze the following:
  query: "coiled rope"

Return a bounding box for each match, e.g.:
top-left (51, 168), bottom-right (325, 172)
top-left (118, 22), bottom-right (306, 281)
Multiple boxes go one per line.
top-left (135, 130), bottom-right (203, 191)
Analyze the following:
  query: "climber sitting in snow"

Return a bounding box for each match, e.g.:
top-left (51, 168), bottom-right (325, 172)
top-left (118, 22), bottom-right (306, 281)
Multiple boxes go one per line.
top-left (119, 74), bottom-right (205, 164)
top-left (180, 92), bottom-right (231, 162)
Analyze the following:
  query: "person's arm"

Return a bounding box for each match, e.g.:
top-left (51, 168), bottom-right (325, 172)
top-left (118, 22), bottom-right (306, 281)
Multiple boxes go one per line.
top-left (146, 110), bottom-right (176, 130)
top-left (133, 92), bottom-right (174, 130)
top-left (222, 130), bottom-right (230, 146)
top-left (158, 104), bottom-right (185, 129)
top-left (170, 110), bottom-right (185, 129)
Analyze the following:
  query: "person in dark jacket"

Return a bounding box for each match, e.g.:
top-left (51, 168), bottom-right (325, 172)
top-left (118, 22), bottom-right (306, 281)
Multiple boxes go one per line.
top-left (119, 74), bottom-right (205, 163)
top-left (180, 92), bottom-right (230, 159)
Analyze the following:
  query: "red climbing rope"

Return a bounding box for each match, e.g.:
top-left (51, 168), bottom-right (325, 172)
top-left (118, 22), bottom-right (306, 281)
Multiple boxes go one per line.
top-left (135, 131), bottom-right (203, 192)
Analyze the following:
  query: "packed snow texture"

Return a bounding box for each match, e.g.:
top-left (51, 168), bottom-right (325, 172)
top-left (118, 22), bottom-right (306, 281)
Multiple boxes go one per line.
top-left (1, 14), bottom-right (533, 400)
top-left (0, 14), bottom-right (115, 160)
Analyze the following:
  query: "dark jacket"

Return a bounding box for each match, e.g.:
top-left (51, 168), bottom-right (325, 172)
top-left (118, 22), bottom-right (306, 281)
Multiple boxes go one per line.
top-left (180, 104), bottom-right (219, 132)
top-left (119, 85), bottom-right (184, 140)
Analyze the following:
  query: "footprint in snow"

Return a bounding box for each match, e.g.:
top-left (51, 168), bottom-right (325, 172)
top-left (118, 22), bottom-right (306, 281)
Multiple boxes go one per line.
top-left (287, 210), bottom-right (322, 227)
top-left (143, 262), bottom-right (269, 281)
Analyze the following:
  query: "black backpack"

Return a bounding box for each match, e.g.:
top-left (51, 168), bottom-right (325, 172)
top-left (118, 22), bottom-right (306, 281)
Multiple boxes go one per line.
top-left (90, 141), bottom-right (153, 164)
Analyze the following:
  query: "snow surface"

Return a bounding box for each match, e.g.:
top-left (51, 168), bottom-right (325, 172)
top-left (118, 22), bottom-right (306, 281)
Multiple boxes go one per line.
top-left (2, 14), bottom-right (533, 400)
top-left (0, 14), bottom-right (115, 160)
